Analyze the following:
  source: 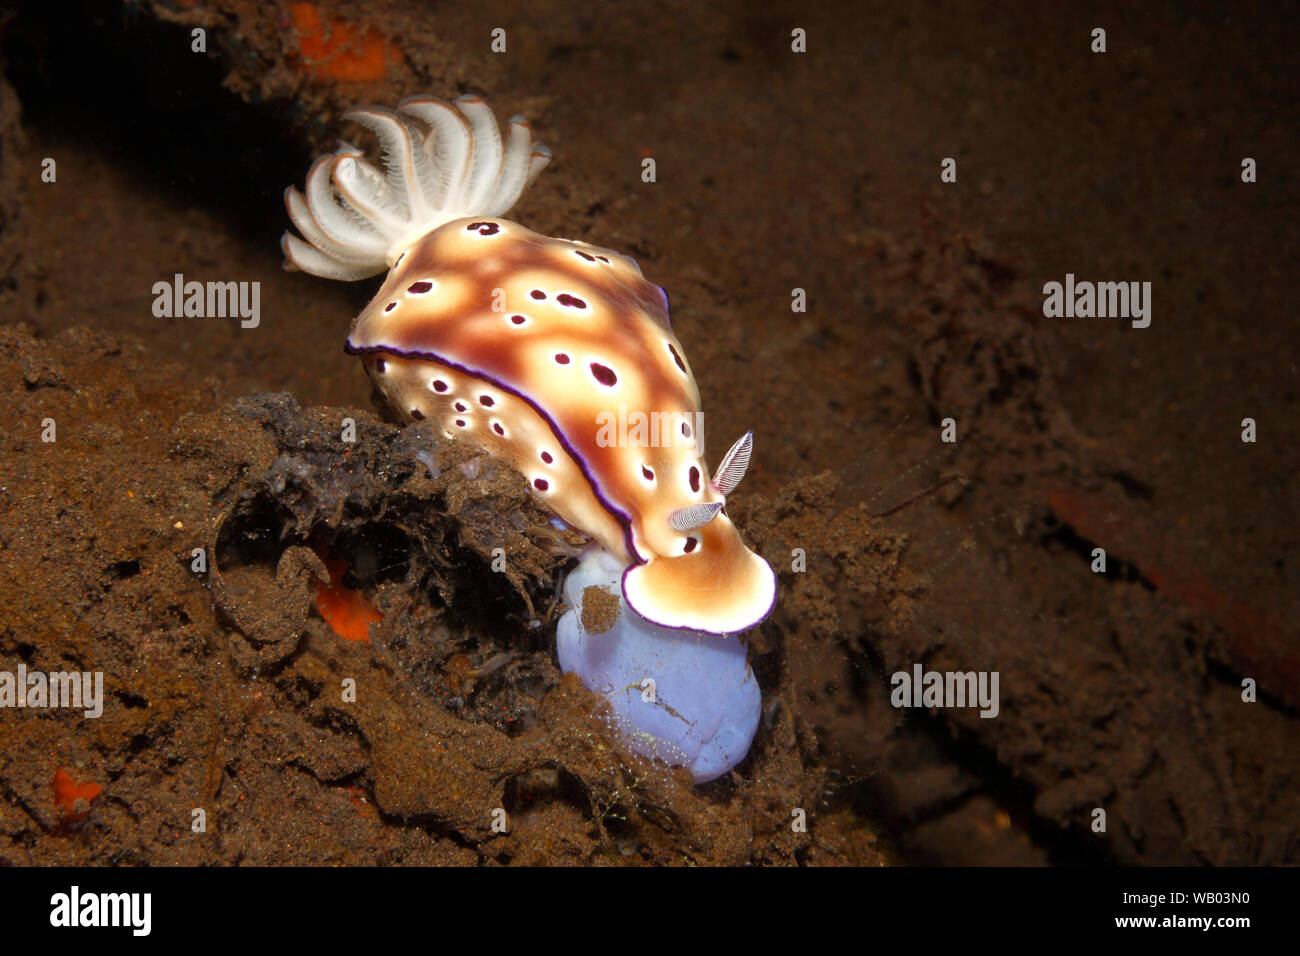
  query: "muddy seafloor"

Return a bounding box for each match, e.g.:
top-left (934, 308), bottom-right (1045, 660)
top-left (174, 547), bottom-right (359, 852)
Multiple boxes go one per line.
top-left (0, 0), bottom-right (1295, 865)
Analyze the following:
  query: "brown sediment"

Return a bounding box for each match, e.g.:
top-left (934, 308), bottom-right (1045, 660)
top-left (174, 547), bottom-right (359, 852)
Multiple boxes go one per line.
top-left (579, 585), bottom-right (621, 635)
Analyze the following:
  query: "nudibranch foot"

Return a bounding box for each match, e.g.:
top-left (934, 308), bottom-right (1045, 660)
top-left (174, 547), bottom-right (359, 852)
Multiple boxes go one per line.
top-left (557, 547), bottom-right (761, 783)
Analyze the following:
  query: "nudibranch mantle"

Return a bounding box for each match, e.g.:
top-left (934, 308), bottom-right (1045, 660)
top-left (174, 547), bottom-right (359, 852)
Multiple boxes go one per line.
top-left (344, 214), bottom-right (775, 633)
top-left (283, 94), bottom-right (776, 779)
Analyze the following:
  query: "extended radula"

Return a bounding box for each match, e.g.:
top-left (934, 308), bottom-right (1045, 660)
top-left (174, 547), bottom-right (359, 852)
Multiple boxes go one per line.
top-left (282, 94), bottom-right (777, 781)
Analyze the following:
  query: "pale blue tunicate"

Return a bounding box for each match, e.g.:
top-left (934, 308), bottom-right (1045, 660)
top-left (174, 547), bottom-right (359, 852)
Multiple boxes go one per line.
top-left (556, 548), bottom-right (762, 783)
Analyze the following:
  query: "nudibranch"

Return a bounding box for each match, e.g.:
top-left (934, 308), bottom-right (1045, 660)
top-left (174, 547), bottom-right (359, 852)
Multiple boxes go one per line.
top-left (282, 95), bottom-right (776, 781)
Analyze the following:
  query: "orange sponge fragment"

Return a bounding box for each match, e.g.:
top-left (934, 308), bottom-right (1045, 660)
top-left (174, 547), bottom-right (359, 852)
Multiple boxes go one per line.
top-left (314, 557), bottom-right (382, 643)
top-left (53, 767), bottom-right (101, 820)
top-left (289, 2), bottom-right (404, 82)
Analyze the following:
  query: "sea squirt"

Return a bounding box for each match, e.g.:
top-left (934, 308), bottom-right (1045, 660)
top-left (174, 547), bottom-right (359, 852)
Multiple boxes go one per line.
top-left (557, 546), bottom-right (762, 783)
